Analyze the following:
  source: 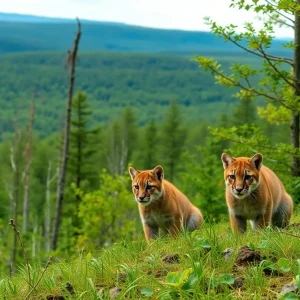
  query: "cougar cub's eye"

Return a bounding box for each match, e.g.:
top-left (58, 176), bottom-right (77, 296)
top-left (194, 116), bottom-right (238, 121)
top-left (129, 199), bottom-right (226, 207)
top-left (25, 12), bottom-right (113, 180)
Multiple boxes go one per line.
top-left (229, 175), bottom-right (235, 180)
top-left (146, 184), bottom-right (152, 190)
top-left (244, 175), bottom-right (252, 181)
top-left (134, 185), bottom-right (139, 190)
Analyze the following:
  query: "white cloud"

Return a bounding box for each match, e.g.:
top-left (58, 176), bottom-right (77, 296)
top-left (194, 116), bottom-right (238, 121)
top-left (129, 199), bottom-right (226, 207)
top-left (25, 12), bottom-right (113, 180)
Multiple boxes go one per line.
top-left (0, 0), bottom-right (294, 37)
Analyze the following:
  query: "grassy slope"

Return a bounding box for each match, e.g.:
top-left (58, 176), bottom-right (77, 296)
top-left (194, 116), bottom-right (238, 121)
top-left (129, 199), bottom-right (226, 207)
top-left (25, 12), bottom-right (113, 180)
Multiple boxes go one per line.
top-left (2, 213), bottom-right (300, 299)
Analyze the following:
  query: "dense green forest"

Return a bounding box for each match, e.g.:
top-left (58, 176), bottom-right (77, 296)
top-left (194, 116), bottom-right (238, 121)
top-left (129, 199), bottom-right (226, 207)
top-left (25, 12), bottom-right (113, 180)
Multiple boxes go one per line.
top-left (0, 50), bottom-right (255, 137)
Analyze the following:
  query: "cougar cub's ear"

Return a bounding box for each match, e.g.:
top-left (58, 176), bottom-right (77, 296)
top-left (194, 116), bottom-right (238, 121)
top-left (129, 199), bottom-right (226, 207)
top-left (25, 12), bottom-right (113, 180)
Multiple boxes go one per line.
top-left (128, 167), bottom-right (139, 181)
top-left (250, 153), bottom-right (263, 170)
top-left (221, 153), bottom-right (234, 169)
top-left (152, 165), bottom-right (164, 181)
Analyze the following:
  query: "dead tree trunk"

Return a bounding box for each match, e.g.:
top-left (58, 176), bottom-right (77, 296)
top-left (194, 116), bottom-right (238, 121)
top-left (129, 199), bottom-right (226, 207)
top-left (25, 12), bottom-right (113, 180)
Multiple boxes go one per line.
top-left (292, 3), bottom-right (300, 176)
top-left (10, 130), bottom-right (22, 275)
top-left (52, 19), bottom-right (81, 250)
top-left (45, 161), bottom-right (56, 253)
top-left (22, 97), bottom-right (35, 233)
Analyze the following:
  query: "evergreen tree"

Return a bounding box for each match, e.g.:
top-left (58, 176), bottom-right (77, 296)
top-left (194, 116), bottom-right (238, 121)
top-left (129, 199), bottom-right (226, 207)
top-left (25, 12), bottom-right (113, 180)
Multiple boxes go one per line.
top-left (141, 119), bottom-right (159, 169)
top-left (232, 97), bottom-right (256, 126)
top-left (68, 91), bottom-right (101, 231)
top-left (69, 91), bottom-right (100, 189)
top-left (161, 101), bottom-right (186, 182)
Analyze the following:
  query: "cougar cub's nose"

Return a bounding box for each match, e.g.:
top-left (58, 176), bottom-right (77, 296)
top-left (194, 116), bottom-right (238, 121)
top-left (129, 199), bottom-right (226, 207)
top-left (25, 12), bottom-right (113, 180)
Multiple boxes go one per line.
top-left (236, 188), bottom-right (243, 193)
top-left (139, 195), bottom-right (146, 201)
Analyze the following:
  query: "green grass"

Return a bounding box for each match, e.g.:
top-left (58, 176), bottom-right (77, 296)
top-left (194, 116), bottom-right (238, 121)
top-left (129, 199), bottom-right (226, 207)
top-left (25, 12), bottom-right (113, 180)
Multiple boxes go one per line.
top-left (2, 215), bottom-right (300, 299)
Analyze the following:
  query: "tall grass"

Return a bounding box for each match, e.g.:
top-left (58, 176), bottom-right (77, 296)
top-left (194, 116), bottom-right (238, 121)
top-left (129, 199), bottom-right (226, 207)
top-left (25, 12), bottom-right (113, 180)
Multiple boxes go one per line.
top-left (2, 215), bottom-right (300, 299)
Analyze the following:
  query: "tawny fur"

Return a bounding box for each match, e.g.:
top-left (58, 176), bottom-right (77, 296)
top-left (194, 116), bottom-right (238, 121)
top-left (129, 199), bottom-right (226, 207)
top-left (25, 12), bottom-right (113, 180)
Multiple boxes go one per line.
top-left (129, 165), bottom-right (203, 242)
top-left (221, 153), bottom-right (293, 233)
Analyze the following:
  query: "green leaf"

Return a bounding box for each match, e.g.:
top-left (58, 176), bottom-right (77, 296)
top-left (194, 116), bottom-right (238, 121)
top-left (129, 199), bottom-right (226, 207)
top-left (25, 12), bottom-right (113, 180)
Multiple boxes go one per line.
top-left (277, 258), bottom-right (291, 272)
top-left (86, 252), bottom-right (92, 261)
top-left (296, 275), bottom-right (300, 290)
top-left (248, 242), bottom-right (256, 250)
top-left (264, 263), bottom-right (278, 272)
top-left (218, 274), bottom-right (235, 285)
top-left (182, 274), bottom-right (199, 291)
top-left (177, 268), bottom-right (193, 286)
top-left (166, 272), bottom-right (181, 286)
top-left (141, 288), bottom-right (154, 297)
top-left (257, 240), bottom-right (268, 249)
top-left (166, 269), bottom-right (193, 287)
top-left (198, 238), bottom-right (211, 249)
top-left (282, 292), bottom-right (299, 300)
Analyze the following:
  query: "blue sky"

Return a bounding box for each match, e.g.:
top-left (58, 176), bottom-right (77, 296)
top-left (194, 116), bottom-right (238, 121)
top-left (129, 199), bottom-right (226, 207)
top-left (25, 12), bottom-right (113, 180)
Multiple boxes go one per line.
top-left (0, 0), bottom-right (294, 37)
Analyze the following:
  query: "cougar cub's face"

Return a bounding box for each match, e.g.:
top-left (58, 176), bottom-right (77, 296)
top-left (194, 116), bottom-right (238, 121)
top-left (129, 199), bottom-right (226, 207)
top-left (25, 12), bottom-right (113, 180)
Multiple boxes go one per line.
top-left (222, 153), bottom-right (262, 199)
top-left (128, 165), bottom-right (164, 206)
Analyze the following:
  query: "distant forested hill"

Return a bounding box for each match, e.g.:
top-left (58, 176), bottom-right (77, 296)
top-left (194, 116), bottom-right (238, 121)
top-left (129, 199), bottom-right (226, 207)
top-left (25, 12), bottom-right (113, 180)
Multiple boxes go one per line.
top-left (0, 12), bottom-right (292, 138)
top-left (0, 51), bottom-right (257, 137)
top-left (0, 12), bottom-right (291, 55)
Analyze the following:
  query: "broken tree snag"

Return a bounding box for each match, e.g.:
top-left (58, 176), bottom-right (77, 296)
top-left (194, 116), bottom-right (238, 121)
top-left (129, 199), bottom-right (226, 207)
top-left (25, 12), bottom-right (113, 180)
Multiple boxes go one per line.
top-left (23, 95), bottom-right (35, 233)
top-left (52, 18), bottom-right (81, 251)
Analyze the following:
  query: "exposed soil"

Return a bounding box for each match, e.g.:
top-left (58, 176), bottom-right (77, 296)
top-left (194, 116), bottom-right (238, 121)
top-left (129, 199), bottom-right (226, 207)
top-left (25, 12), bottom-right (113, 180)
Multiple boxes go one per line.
top-left (117, 272), bottom-right (127, 283)
top-left (235, 245), bottom-right (261, 267)
top-left (46, 296), bottom-right (64, 300)
top-left (162, 253), bottom-right (180, 264)
top-left (231, 277), bottom-right (244, 289)
top-left (155, 269), bottom-right (168, 278)
top-left (65, 282), bottom-right (75, 295)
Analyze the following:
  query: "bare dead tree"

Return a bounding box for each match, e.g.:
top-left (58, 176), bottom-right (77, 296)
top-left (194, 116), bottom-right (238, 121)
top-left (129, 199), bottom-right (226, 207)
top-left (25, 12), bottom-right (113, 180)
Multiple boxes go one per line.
top-left (44, 161), bottom-right (56, 253)
top-left (52, 18), bottom-right (81, 250)
top-left (291, 0), bottom-right (300, 176)
top-left (9, 128), bottom-right (23, 275)
top-left (22, 96), bottom-right (35, 233)
top-left (9, 219), bottom-right (32, 287)
top-left (25, 257), bottom-right (51, 300)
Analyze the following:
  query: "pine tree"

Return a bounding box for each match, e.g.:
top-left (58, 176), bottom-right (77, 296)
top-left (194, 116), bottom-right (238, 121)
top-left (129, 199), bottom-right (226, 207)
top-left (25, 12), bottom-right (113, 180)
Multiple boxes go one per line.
top-left (161, 101), bottom-right (186, 182)
top-left (69, 91), bottom-right (100, 190)
top-left (68, 91), bottom-right (101, 230)
top-left (142, 119), bottom-right (159, 169)
top-left (232, 97), bottom-right (256, 126)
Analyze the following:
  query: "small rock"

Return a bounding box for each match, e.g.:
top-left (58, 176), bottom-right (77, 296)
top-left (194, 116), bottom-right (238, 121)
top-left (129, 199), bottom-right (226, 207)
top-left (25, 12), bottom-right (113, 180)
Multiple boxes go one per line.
top-left (46, 296), bottom-right (64, 300)
top-left (280, 283), bottom-right (298, 295)
top-left (109, 287), bottom-right (122, 299)
top-left (231, 277), bottom-right (244, 289)
top-left (222, 248), bottom-right (234, 261)
top-left (118, 272), bottom-right (127, 283)
top-left (162, 253), bottom-right (180, 264)
top-left (66, 282), bottom-right (75, 295)
top-left (235, 245), bottom-right (261, 267)
top-left (155, 269), bottom-right (168, 278)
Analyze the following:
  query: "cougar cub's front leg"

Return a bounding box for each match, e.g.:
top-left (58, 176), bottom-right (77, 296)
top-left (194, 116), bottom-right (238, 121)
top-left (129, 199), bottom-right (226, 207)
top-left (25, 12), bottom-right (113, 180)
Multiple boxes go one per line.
top-left (250, 205), bottom-right (272, 230)
top-left (143, 224), bottom-right (158, 241)
top-left (251, 213), bottom-right (272, 230)
top-left (230, 214), bottom-right (247, 233)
